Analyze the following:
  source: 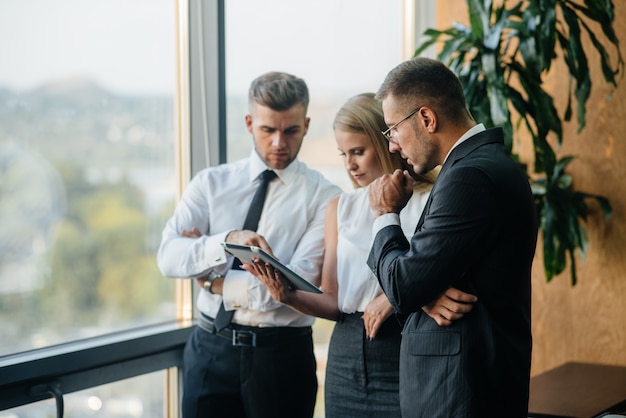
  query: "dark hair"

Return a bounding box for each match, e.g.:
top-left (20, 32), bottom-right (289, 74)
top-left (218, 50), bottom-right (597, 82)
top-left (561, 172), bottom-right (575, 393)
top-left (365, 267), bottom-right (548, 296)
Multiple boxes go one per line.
top-left (376, 57), bottom-right (471, 123)
top-left (248, 71), bottom-right (309, 112)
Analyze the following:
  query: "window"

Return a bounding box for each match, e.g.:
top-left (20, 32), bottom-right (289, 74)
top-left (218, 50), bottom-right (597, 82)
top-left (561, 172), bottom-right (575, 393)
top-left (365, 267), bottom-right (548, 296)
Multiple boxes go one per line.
top-left (224, 0), bottom-right (405, 190)
top-left (1, 0), bottom-right (429, 415)
top-left (0, 0), bottom-right (183, 414)
top-left (0, 0), bottom-right (177, 356)
top-left (3, 371), bottom-right (165, 417)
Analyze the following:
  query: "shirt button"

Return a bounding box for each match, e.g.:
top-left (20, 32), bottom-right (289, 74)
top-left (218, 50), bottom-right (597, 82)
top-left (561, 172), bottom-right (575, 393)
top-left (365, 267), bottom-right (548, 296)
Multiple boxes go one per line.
top-left (214, 256), bottom-right (222, 262)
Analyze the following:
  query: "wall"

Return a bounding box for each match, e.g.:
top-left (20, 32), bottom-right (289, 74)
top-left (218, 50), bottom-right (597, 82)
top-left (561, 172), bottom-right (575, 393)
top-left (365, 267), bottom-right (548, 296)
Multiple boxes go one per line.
top-left (436, 0), bottom-right (626, 376)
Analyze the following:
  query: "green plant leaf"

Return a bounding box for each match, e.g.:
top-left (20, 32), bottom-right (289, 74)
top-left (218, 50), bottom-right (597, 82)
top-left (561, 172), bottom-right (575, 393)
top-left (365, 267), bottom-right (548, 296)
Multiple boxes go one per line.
top-left (578, 18), bottom-right (621, 86)
top-left (560, 3), bottom-right (591, 131)
top-left (534, 1), bottom-right (558, 72)
top-left (415, 0), bottom-right (621, 285)
top-left (467, 0), bottom-right (489, 41)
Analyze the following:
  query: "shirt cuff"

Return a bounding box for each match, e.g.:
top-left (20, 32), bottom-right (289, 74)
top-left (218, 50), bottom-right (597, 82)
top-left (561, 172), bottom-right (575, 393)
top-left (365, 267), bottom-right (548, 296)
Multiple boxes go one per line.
top-left (222, 269), bottom-right (249, 310)
top-left (203, 230), bottom-right (233, 269)
top-left (372, 212), bottom-right (401, 236)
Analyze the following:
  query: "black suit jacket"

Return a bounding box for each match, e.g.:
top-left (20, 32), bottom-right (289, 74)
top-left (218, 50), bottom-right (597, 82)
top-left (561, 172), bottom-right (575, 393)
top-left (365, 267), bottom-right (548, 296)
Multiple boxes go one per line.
top-left (368, 128), bottom-right (538, 417)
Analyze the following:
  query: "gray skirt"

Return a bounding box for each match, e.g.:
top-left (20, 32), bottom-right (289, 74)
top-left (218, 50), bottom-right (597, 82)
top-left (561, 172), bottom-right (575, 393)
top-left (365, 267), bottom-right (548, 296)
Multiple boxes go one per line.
top-left (324, 312), bottom-right (402, 418)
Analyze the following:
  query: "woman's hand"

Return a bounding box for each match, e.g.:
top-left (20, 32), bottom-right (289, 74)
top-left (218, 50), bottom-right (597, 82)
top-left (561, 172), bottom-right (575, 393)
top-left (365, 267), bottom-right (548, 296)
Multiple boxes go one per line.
top-left (243, 260), bottom-right (294, 304)
top-left (362, 293), bottom-right (394, 340)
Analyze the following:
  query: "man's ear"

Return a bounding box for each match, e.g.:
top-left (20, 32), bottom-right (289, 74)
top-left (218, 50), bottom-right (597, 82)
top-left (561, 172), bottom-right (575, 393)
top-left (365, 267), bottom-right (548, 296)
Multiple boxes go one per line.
top-left (419, 107), bottom-right (437, 133)
top-left (302, 116), bottom-right (311, 136)
top-left (245, 114), bottom-right (253, 134)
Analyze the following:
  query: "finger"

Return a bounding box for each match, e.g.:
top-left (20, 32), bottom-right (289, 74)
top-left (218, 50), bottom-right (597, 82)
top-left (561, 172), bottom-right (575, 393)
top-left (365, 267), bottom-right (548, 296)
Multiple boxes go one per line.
top-left (443, 299), bottom-right (474, 314)
top-left (368, 177), bottom-right (382, 197)
top-left (241, 263), bottom-right (256, 275)
top-left (254, 236), bottom-right (272, 254)
top-left (445, 287), bottom-right (478, 303)
top-left (391, 169), bottom-right (405, 185)
top-left (434, 314), bottom-right (452, 327)
top-left (252, 260), bottom-right (273, 279)
top-left (401, 170), bottom-right (414, 189)
top-left (369, 320), bottom-right (381, 339)
top-left (272, 267), bottom-right (292, 289)
top-left (361, 315), bottom-right (372, 337)
top-left (254, 262), bottom-right (282, 286)
top-left (445, 310), bottom-right (466, 321)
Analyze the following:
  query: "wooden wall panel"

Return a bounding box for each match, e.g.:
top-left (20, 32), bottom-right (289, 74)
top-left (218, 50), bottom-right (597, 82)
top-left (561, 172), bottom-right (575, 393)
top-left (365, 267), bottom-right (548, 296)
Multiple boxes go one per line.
top-left (434, 0), bottom-right (626, 376)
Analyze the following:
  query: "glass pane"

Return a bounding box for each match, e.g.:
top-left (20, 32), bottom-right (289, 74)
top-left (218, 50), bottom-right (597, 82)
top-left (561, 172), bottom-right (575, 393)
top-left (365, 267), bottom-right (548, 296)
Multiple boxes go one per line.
top-left (225, 0), bottom-right (404, 191)
top-left (225, 2), bottom-right (404, 417)
top-left (0, 0), bottom-right (177, 356)
top-left (0, 371), bottom-right (165, 418)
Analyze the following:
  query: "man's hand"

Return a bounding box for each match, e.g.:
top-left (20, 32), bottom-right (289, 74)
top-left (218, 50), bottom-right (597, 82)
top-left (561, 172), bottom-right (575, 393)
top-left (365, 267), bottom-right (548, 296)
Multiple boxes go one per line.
top-left (225, 230), bottom-right (273, 256)
top-left (422, 287), bottom-right (478, 326)
top-left (180, 226), bottom-right (215, 289)
top-left (181, 227), bottom-right (202, 239)
top-left (180, 227), bottom-right (224, 294)
top-left (368, 169), bottom-right (413, 217)
top-left (180, 228), bottom-right (274, 293)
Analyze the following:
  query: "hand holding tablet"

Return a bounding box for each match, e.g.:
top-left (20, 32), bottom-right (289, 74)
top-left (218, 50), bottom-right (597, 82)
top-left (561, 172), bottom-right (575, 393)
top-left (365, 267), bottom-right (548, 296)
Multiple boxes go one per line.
top-left (221, 242), bottom-right (323, 294)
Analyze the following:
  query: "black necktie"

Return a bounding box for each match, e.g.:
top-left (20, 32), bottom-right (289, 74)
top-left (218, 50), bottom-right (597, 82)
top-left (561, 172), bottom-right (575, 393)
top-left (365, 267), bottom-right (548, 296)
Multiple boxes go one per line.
top-left (214, 169), bottom-right (277, 331)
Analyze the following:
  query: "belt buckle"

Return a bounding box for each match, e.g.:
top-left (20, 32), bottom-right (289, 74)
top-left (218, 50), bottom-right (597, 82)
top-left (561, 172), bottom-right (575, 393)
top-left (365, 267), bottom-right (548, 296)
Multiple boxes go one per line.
top-left (232, 329), bottom-right (257, 347)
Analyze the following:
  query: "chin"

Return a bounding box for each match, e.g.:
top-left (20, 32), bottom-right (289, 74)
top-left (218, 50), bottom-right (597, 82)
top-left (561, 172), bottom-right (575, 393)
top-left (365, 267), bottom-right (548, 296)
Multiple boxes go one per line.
top-left (267, 158), bottom-right (292, 170)
top-left (413, 163), bottom-right (427, 175)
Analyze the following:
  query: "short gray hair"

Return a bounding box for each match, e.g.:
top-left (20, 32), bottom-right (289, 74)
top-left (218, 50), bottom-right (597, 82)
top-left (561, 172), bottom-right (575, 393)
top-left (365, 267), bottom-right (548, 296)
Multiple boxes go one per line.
top-left (248, 71), bottom-right (309, 112)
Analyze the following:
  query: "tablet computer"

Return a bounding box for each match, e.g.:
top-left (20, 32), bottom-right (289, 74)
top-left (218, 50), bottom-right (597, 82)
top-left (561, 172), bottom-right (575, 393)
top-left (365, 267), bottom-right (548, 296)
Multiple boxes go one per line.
top-left (221, 242), bottom-right (323, 294)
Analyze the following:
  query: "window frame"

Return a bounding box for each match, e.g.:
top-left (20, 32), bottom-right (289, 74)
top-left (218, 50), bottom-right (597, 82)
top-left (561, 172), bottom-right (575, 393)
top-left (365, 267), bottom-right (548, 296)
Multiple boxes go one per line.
top-left (0, 321), bottom-right (192, 411)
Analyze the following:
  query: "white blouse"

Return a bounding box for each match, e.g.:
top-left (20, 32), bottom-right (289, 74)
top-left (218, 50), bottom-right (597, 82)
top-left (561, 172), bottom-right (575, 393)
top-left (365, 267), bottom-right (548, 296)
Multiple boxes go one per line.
top-left (336, 186), bottom-right (430, 313)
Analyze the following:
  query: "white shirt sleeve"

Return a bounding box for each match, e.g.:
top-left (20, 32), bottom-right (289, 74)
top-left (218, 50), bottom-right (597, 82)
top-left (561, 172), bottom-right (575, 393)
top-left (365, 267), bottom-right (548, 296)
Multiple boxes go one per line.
top-left (372, 212), bottom-right (401, 236)
top-left (157, 172), bottom-right (232, 278)
top-left (157, 154), bottom-right (341, 326)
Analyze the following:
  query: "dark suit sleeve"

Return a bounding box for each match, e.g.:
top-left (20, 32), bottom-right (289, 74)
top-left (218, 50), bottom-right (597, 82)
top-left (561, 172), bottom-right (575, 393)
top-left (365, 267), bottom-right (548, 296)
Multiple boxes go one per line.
top-left (367, 165), bottom-right (498, 313)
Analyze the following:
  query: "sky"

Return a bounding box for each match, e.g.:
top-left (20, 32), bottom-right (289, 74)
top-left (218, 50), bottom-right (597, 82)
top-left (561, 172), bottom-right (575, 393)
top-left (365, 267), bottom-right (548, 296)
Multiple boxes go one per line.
top-left (0, 0), bottom-right (175, 95)
top-left (224, 0), bottom-right (404, 96)
top-left (0, 0), bottom-right (405, 97)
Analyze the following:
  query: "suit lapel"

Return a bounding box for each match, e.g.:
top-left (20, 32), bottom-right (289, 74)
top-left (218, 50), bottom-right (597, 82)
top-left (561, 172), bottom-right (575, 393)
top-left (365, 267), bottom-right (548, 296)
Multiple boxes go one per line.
top-left (413, 127), bottom-right (504, 234)
top-left (415, 186), bottom-right (434, 233)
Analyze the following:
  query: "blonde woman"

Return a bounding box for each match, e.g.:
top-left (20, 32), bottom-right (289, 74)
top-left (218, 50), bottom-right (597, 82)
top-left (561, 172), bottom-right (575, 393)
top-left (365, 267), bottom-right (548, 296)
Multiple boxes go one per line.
top-left (246, 93), bottom-right (477, 417)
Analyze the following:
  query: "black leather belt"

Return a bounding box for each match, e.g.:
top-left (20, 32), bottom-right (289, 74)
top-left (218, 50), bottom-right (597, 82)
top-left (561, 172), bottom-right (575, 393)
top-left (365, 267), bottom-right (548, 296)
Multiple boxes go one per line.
top-left (197, 313), bottom-right (311, 348)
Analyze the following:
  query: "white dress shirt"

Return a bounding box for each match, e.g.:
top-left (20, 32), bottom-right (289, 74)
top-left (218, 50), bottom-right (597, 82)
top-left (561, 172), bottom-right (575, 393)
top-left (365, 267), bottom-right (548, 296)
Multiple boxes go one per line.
top-left (158, 149), bottom-right (341, 327)
top-left (336, 187), bottom-right (430, 313)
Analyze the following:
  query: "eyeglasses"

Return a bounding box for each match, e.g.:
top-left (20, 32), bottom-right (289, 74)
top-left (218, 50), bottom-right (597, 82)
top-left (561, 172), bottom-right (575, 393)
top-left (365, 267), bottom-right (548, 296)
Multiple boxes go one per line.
top-left (381, 106), bottom-right (421, 141)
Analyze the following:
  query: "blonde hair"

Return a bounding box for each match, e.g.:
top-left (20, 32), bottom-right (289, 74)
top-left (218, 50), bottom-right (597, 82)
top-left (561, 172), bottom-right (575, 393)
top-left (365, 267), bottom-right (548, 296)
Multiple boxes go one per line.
top-left (333, 93), bottom-right (437, 190)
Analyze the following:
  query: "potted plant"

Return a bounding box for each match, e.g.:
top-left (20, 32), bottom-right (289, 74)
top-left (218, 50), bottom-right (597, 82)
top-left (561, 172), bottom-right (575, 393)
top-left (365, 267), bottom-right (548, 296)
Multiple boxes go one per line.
top-left (415, 0), bottom-right (623, 285)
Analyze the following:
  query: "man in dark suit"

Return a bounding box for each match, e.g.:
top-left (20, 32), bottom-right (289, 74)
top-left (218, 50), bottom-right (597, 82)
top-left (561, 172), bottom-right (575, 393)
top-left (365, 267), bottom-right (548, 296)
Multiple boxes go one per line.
top-left (367, 57), bottom-right (538, 417)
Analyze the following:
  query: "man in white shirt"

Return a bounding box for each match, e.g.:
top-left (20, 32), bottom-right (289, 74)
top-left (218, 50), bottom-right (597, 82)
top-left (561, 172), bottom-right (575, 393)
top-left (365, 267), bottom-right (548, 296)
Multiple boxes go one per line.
top-left (157, 71), bottom-right (341, 418)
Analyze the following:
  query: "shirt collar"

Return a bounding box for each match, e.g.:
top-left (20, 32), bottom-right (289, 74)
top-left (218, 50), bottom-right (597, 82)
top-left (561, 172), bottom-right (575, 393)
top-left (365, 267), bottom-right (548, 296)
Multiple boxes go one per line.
top-left (248, 148), bottom-right (300, 184)
top-left (442, 123), bottom-right (486, 164)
